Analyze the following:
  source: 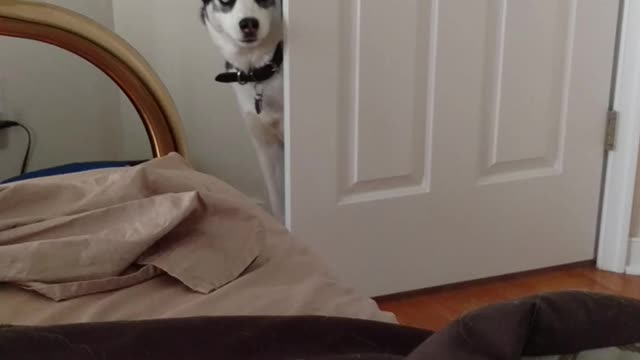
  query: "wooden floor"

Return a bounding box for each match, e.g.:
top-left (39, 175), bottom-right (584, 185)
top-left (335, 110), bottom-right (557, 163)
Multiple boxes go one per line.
top-left (376, 262), bottom-right (640, 331)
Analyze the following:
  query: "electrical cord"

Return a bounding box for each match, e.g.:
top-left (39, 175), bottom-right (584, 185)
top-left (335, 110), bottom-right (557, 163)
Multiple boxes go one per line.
top-left (0, 120), bottom-right (32, 175)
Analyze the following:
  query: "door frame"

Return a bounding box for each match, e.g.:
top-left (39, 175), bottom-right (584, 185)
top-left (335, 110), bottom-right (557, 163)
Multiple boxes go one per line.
top-left (597, 0), bottom-right (640, 274)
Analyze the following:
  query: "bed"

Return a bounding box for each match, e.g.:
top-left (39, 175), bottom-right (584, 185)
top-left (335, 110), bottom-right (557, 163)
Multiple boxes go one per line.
top-left (0, 0), bottom-right (393, 326)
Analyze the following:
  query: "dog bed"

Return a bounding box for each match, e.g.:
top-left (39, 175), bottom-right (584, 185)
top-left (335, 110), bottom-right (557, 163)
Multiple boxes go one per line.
top-left (2, 291), bottom-right (640, 359)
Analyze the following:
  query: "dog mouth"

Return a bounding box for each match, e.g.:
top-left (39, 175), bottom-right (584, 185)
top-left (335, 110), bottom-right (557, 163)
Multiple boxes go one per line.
top-left (240, 37), bottom-right (258, 44)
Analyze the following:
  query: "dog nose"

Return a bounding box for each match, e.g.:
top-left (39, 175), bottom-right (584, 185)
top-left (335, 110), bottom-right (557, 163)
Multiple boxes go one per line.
top-left (239, 17), bottom-right (260, 34)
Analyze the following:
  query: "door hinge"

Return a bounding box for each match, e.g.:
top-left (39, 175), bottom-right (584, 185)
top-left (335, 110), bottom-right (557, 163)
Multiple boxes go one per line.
top-left (606, 110), bottom-right (618, 151)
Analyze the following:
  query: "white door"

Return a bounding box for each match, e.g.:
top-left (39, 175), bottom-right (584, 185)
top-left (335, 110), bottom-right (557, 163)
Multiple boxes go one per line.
top-left (285, 0), bottom-right (619, 296)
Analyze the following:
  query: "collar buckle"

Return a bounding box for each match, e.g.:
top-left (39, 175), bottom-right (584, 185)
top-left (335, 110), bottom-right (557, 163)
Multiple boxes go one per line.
top-left (237, 69), bottom-right (248, 85)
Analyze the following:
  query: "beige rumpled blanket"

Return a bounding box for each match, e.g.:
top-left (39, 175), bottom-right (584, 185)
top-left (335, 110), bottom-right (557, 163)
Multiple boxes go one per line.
top-left (0, 153), bottom-right (263, 301)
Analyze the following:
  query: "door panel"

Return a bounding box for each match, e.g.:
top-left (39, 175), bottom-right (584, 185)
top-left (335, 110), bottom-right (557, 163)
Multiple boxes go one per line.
top-left (481, 0), bottom-right (574, 184)
top-left (338, 0), bottom-right (435, 202)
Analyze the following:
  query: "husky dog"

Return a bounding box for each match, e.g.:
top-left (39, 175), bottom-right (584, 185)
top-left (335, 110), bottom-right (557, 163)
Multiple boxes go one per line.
top-left (201, 0), bottom-right (285, 222)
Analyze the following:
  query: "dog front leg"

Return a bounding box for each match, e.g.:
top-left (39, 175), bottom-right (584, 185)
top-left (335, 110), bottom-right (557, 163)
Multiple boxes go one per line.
top-left (255, 141), bottom-right (284, 222)
top-left (246, 115), bottom-right (285, 223)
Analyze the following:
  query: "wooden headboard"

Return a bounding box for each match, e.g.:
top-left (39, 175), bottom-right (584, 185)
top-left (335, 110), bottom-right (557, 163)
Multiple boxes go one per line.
top-left (0, 0), bottom-right (188, 158)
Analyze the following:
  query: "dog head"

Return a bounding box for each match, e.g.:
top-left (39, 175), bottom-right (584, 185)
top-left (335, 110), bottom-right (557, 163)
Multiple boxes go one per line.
top-left (201, 0), bottom-right (282, 49)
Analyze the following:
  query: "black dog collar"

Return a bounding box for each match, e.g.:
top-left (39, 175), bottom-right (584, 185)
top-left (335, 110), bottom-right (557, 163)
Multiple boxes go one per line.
top-left (215, 42), bottom-right (283, 85)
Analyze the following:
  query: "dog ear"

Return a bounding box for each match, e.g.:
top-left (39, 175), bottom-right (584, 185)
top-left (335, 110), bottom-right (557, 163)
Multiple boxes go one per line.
top-left (200, 0), bottom-right (212, 23)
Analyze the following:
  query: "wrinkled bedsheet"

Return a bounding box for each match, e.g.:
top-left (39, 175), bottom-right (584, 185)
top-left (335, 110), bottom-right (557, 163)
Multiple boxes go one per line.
top-left (0, 153), bottom-right (394, 325)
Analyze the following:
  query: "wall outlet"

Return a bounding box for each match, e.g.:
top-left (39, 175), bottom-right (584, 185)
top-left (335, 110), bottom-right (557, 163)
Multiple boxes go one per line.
top-left (0, 77), bottom-right (8, 149)
top-left (0, 125), bottom-right (8, 150)
top-left (0, 76), bottom-right (6, 117)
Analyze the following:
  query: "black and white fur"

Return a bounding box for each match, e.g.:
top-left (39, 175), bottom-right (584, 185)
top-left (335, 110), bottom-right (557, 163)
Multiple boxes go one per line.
top-left (201, 0), bottom-right (285, 221)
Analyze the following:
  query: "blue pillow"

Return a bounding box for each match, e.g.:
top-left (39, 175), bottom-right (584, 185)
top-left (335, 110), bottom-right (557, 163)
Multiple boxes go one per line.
top-left (1, 160), bottom-right (147, 185)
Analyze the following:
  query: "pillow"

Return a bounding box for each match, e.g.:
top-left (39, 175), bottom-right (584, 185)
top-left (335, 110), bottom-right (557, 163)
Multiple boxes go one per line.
top-left (1, 160), bottom-right (147, 184)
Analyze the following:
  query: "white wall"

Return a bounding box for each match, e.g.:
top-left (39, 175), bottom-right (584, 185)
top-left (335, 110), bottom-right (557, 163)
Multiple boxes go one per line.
top-left (0, 0), bottom-right (129, 181)
top-left (112, 0), bottom-right (265, 200)
top-left (1, 0), bottom-right (263, 200)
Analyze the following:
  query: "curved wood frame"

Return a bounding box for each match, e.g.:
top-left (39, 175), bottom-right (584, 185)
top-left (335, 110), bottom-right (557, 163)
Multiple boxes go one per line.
top-left (0, 0), bottom-right (188, 158)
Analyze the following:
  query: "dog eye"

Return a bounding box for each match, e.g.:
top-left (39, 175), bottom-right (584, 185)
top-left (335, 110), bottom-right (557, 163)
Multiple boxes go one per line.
top-left (219, 0), bottom-right (234, 5)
